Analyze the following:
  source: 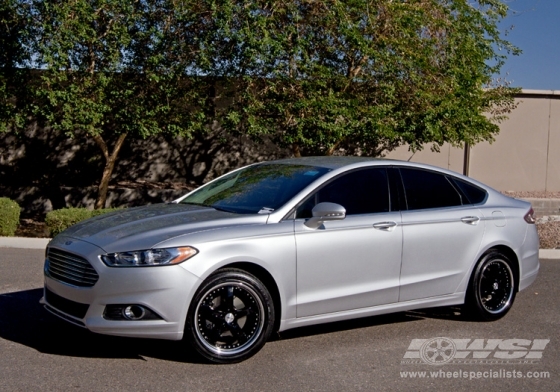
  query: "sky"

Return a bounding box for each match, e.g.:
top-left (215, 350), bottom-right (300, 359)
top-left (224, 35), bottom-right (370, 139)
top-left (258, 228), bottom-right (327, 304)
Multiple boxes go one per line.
top-left (498, 0), bottom-right (560, 90)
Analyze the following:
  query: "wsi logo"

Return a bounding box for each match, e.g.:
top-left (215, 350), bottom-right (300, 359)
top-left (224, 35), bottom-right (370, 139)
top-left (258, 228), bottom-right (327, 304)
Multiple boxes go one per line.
top-left (402, 337), bottom-right (550, 365)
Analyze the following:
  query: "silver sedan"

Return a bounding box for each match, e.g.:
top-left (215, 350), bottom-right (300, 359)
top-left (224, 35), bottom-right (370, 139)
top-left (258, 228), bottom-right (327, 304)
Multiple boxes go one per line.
top-left (42, 157), bottom-right (540, 363)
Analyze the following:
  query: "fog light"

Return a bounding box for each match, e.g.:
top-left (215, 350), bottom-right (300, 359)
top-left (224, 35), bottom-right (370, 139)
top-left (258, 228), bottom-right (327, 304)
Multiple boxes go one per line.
top-left (124, 305), bottom-right (146, 320)
top-left (103, 304), bottom-right (163, 321)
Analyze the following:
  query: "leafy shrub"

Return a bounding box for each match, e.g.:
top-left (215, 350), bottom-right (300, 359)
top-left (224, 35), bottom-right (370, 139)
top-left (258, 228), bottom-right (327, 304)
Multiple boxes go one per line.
top-left (46, 207), bottom-right (122, 237)
top-left (0, 198), bottom-right (21, 236)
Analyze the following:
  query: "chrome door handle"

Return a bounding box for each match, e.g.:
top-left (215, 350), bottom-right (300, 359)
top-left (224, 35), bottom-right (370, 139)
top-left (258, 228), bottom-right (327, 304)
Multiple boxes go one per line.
top-left (373, 221), bottom-right (397, 231)
top-left (461, 216), bottom-right (480, 225)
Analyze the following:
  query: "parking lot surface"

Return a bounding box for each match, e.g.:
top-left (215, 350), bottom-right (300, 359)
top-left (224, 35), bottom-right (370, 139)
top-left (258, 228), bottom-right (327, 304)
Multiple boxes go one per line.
top-left (0, 248), bottom-right (557, 391)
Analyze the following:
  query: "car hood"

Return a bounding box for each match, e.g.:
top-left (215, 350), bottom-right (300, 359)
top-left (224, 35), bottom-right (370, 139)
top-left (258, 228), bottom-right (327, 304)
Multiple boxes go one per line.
top-left (55, 203), bottom-right (268, 253)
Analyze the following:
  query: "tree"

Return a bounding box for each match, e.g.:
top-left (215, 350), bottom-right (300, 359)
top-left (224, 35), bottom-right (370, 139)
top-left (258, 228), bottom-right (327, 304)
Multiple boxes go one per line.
top-left (0, 0), bottom-right (33, 132)
top-left (2, 0), bottom-right (519, 209)
top-left (14, 0), bottom-right (218, 209)
top-left (213, 0), bottom-right (519, 156)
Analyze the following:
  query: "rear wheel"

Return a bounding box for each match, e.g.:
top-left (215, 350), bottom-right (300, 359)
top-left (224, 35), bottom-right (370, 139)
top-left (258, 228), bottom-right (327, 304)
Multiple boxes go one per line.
top-left (185, 268), bottom-right (275, 363)
top-left (466, 251), bottom-right (516, 321)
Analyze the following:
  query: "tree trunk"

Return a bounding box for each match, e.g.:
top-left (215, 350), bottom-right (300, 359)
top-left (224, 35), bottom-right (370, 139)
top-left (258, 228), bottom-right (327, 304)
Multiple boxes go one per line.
top-left (93, 133), bottom-right (128, 209)
top-left (292, 143), bottom-right (301, 157)
top-left (326, 139), bottom-right (343, 156)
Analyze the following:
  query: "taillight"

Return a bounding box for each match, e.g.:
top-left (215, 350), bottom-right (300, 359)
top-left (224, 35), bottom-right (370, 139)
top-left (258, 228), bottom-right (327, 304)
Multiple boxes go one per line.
top-left (524, 207), bottom-right (536, 224)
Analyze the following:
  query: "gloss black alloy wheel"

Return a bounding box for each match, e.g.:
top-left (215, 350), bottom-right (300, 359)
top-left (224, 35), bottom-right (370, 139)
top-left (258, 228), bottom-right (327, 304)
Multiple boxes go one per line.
top-left (186, 268), bottom-right (275, 363)
top-left (466, 251), bottom-right (516, 321)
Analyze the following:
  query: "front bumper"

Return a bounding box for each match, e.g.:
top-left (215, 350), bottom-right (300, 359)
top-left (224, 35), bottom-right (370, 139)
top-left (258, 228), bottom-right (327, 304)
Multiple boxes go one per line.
top-left (42, 236), bottom-right (202, 340)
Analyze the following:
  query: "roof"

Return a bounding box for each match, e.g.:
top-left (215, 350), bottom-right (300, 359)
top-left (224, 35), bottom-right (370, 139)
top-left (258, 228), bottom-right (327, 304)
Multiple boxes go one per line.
top-left (265, 156), bottom-right (389, 169)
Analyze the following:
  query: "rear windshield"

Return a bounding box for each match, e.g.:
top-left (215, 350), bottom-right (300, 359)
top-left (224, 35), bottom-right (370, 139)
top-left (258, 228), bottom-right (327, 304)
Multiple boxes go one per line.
top-left (180, 164), bottom-right (331, 214)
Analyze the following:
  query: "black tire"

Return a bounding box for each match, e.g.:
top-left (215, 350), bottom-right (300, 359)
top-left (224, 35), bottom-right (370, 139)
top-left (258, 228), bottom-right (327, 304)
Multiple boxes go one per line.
top-left (466, 251), bottom-right (516, 321)
top-left (185, 268), bottom-right (275, 363)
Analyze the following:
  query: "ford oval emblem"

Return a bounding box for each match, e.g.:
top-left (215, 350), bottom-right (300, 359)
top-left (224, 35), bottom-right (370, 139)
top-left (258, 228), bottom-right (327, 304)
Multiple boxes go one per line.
top-left (65, 241), bottom-right (73, 246)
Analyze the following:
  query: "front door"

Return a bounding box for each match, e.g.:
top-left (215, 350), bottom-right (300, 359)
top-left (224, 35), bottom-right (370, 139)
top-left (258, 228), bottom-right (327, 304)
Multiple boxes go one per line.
top-left (294, 167), bottom-right (403, 317)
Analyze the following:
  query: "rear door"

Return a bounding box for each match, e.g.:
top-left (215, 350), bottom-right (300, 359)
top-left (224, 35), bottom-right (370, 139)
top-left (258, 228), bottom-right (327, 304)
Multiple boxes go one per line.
top-left (397, 167), bottom-right (485, 301)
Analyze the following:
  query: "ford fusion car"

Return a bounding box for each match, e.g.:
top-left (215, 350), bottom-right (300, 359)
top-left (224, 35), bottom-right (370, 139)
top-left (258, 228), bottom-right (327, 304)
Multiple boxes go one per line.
top-left (41, 157), bottom-right (540, 363)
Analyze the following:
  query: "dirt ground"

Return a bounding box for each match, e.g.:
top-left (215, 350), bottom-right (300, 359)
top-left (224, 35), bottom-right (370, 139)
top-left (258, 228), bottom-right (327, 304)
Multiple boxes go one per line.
top-left (15, 219), bottom-right (50, 238)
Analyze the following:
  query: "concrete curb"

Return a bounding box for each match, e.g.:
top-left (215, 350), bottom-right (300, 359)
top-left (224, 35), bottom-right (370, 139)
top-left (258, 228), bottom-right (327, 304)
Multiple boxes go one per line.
top-left (0, 237), bottom-right (51, 250)
top-left (537, 249), bottom-right (560, 259)
top-left (1, 236), bottom-right (559, 259)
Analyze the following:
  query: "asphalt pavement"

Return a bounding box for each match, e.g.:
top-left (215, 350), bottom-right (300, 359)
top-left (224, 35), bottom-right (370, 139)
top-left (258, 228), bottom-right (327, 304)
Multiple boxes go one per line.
top-left (0, 247), bottom-right (557, 391)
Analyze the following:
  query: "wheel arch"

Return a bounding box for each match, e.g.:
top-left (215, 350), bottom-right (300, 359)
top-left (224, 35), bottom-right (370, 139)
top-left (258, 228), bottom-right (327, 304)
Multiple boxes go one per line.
top-left (480, 245), bottom-right (520, 292)
top-left (216, 262), bottom-right (282, 334)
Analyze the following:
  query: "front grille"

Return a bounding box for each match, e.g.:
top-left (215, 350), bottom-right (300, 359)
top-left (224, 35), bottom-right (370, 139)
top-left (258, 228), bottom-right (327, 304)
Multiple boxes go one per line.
top-left (45, 287), bottom-right (89, 319)
top-left (46, 248), bottom-right (99, 287)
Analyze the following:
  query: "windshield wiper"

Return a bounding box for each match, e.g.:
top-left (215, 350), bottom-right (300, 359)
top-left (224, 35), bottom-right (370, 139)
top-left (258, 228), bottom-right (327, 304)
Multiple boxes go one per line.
top-left (182, 202), bottom-right (237, 213)
top-left (181, 202), bottom-right (209, 207)
top-left (211, 205), bottom-right (238, 213)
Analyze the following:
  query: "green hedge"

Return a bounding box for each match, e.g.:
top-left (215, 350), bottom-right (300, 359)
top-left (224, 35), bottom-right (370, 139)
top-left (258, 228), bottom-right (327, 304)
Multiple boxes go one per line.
top-left (0, 198), bottom-right (21, 236)
top-left (46, 207), bottom-right (122, 237)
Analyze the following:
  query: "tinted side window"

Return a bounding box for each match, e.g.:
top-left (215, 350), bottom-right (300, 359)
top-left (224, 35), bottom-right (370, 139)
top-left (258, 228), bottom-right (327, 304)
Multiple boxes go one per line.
top-left (450, 178), bottom-right (488, 204)
top-left (399, 168), bottom-right (462, 210)
top-left (296, 168), bottom-right (390, 218)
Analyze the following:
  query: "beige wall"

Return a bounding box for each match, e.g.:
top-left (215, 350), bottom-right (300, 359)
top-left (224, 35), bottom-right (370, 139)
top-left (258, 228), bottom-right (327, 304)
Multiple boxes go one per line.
top-left (546, 98), bottom-right (560, 191)
top-left (385, 90), bottom-right (560, 192)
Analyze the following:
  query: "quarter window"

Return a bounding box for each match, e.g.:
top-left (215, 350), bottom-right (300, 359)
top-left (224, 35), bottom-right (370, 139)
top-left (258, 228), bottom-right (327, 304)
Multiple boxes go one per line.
top-left (450, 178), bottom-right (488, 204)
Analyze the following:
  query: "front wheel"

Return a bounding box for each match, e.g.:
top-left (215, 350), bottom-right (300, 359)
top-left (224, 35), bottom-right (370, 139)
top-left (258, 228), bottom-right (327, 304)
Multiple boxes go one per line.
top-left (466, 251), bottom-right (516, 321)
top-left (185, 268), bottom-right (275, 363)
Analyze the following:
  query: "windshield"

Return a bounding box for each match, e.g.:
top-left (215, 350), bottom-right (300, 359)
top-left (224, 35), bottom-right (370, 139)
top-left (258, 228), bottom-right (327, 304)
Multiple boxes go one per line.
top-left (180, 163), bottom-right (331, 214)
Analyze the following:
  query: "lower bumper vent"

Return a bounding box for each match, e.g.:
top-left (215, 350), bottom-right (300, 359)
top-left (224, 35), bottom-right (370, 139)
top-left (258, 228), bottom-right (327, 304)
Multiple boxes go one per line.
top-left (45, 288), bottom-right (89, 319)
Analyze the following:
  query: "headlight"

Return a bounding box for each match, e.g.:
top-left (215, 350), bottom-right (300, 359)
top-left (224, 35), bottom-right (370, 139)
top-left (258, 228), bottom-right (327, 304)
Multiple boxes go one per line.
top-left (101, 247), bottom-right (198, 267)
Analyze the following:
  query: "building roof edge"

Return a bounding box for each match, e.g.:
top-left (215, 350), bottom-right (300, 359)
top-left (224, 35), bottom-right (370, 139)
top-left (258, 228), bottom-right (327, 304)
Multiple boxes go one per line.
top-left (518, 89), bottom-right (560, 97)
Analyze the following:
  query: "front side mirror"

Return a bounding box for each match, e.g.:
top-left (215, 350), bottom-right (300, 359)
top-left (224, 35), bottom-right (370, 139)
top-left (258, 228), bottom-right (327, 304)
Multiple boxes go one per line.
top-left (304, 202), bottom-right (346, 228)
